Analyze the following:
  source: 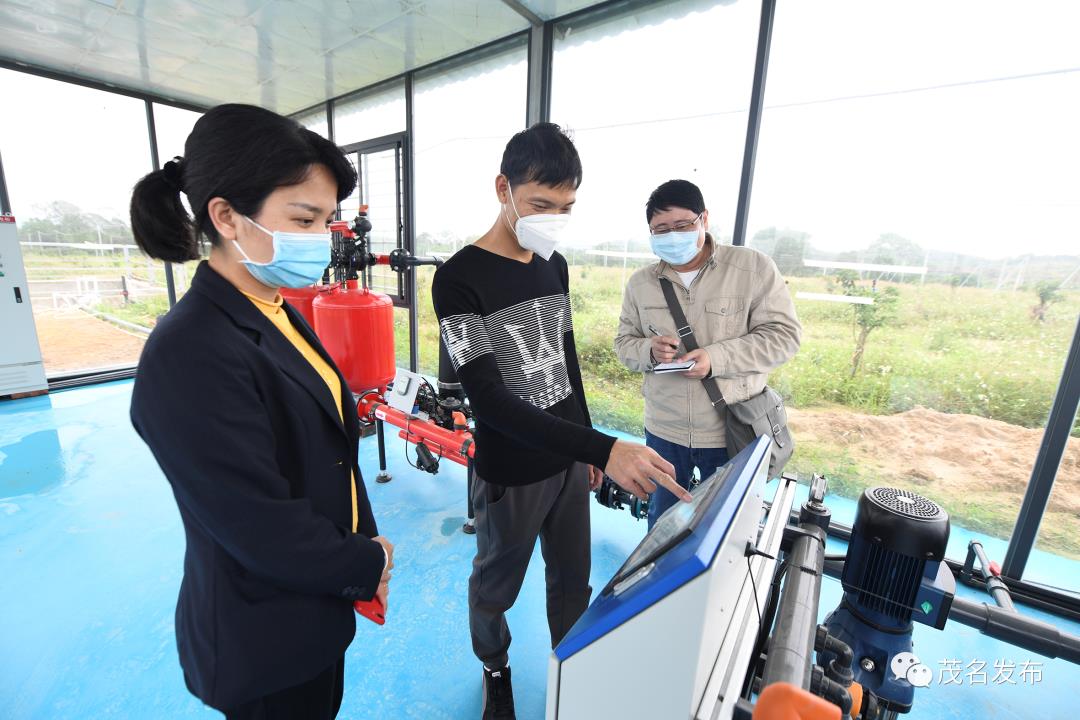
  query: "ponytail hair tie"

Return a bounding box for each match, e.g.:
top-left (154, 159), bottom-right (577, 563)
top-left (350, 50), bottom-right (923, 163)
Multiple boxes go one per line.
top-left (162, 156), bottom-right (184, 192)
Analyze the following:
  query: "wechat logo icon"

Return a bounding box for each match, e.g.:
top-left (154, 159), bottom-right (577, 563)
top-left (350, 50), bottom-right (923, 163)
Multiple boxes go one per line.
top-left (891, 651), bottom-right (933, 688)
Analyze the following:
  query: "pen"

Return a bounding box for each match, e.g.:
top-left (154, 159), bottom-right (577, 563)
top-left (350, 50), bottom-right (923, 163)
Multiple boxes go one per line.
top-left (647, 324), bottom-right (679, 350)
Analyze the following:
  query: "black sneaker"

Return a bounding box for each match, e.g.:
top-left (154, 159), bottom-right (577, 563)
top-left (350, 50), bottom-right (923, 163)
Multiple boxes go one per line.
top-left (482, 666), bottom-right (516, 719)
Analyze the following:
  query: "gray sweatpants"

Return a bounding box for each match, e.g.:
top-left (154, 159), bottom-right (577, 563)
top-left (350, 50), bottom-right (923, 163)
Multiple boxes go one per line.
top-left (469, 462), bottom-right (592, 669)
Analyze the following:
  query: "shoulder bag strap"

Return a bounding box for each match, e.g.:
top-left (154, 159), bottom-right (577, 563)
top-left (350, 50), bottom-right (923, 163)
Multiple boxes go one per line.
top-left (658, 276), bottom-right (725, 412)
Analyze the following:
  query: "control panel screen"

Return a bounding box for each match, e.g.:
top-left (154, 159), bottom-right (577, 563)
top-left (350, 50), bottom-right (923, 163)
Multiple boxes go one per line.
top-left (604, 462), bottom-right (733, 594)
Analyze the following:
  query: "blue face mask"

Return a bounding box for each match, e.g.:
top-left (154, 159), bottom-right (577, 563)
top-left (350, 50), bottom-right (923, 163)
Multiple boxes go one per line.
top-left (234, 216), bottom-right (331, 288)
top-left (650, 229), bottom-right (701, 266)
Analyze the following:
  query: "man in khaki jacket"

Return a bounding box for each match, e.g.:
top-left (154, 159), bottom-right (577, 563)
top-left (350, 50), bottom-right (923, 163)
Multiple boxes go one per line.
top-left (615, 179), bottom-right (801, 527)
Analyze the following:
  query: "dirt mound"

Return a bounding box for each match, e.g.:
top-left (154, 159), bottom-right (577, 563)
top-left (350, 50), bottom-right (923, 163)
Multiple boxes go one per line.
top-left (789, 405), bottom-right (1079, 515)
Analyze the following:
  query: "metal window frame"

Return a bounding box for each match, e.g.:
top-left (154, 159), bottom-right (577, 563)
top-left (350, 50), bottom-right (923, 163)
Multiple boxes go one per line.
top-left (525, 22), bottom-right (553, 125)
top-left (325, 100), bottom-right (335, 143)
top-left (403, 74), bottom-right (419, 373)
top-left (732, 0), bottom-right (776, 248)
top-left (341, 132), bottom-right (411, 271)
top-left (1002, 314), bottom-right (1080, 581)
top-left (145, 100), bottom-right (177, 307)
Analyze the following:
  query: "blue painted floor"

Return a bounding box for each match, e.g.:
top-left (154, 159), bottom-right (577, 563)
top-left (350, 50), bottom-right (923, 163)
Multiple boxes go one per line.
top-left (1, 380), bottom-right (1079, 719)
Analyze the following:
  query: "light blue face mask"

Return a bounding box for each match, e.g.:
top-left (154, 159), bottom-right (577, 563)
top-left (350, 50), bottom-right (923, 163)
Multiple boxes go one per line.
top-left (650, 228), bottom-right (701, 266)
top-left (234, 216), bottom-right (331, 289)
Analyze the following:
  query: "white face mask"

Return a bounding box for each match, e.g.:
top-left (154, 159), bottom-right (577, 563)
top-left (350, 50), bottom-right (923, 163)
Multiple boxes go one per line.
top-left (503, 180), bottom-right (569, 261)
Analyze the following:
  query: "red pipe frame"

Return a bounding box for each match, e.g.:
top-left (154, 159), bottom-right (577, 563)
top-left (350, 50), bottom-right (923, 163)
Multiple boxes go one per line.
top-left (357, 394), bottom-right (474, 468)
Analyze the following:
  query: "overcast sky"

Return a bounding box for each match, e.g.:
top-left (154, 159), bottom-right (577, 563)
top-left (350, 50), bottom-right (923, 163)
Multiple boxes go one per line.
top-left (2, 0), bottom-right (1077, 262)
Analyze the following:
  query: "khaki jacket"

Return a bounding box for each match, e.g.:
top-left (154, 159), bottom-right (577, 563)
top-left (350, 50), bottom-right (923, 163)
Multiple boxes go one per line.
top-left (614, 235), bottom-right (801, 448)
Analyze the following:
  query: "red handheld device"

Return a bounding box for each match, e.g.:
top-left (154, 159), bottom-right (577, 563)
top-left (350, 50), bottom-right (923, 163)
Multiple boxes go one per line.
top-left (354, 596), bottom-right (386, 625)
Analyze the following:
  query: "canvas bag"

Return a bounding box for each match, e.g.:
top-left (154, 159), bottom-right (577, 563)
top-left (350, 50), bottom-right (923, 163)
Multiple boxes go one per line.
top-left (657, 277), bottom-right (794, 478)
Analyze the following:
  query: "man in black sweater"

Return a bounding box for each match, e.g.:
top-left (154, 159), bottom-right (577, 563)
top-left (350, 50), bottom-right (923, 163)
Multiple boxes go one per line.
top-left (431, 123), bottom-right (690, 720)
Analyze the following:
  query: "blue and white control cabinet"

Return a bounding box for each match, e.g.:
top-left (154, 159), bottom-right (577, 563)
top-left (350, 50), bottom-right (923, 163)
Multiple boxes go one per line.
top-left (547, 436), bottom-right (793, 720)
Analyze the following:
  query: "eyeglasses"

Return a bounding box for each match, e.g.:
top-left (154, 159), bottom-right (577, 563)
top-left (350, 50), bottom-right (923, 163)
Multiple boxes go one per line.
top-left (649, 213), bottom-right (702, 236)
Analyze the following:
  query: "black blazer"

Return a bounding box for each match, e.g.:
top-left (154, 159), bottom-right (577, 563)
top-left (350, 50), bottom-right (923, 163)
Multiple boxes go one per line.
top-left (131, 262), bottom-right (385, 710)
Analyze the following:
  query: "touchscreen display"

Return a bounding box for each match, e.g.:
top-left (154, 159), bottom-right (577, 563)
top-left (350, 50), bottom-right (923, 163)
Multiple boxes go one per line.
top-left (603, 462), bottom-right (734, 594)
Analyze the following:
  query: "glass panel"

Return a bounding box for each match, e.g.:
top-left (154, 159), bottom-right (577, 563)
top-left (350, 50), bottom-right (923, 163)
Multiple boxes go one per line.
top-left (153, 103), bottom-right (203, 301)
top-left (0, 68), bottom-right (159, 375)
top-left (293, 104), bottom-right (329, 139)
top-left (153, 103), bottom-right (202, 163)
top-left (333, 83), bottom-right (406, 147)
top-left (747, 0), bottom-right (1080, 563)
top-left (412, 265), bottom-right (439, 376)
top-left (549, 0), bottom-right (761, 433)
top-left (413, 40), bottom-right (528, 376)
top-left (1028, 401), bottom-right (1080, 594)
top-left (393, 306), bottom-right (411, 369)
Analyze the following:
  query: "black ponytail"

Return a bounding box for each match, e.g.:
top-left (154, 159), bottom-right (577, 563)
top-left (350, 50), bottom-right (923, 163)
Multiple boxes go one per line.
top-left (130, 157), bottom-right (198, 262)
top-left (130, 104), bottom-right (358, 263)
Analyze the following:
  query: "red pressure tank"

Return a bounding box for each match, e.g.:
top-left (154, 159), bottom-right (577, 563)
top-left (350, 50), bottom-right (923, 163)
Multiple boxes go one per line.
top-left (313, 281), bottom-right (396, 393)
top-left (280, 285), bottom-right (323, 329)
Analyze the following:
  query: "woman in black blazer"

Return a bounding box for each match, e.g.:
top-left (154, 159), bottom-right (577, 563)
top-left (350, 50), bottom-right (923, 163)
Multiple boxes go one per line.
top-left (129, 104), bottom-right (393, 719)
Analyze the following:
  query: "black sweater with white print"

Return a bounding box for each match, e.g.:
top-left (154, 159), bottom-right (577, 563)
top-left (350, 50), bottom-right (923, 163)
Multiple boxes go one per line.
top-left (431, 245), bottom-right (617, 486)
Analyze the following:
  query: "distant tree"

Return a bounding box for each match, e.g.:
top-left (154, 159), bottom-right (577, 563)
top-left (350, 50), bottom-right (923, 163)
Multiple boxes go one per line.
top-left (436, 230), bottom-right (459, 250)
top-left (750, 227), bottom-right (779, 256)
top-left (750, 226), bottom-right (812, 276)
top-left (835, 271), bottom-right (900, 377)
top-left (415, 231), bottom-right (436, 254)
top-left (1031, 280), bottom-right (1064, 322)
top-left (864, 233), bottom-right (923, 285)
top-left (868, 233), bottom-right (924, 266)
top-left (773, 235), bottom-right (809, 276)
